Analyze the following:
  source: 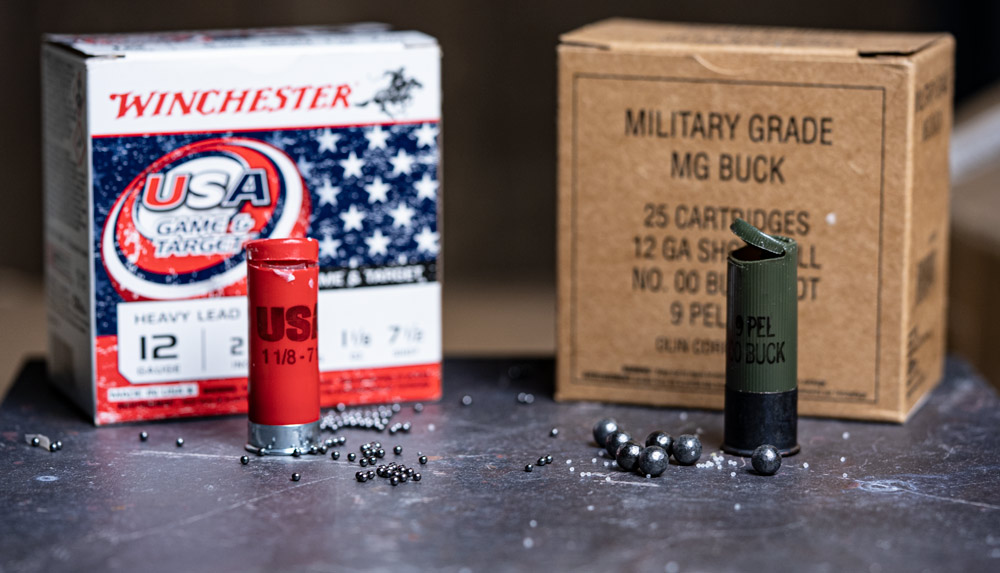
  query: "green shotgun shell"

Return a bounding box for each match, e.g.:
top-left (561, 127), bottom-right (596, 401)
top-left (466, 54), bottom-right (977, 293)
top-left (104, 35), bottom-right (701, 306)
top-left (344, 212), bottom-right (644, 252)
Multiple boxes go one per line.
top-left (722, 219), bottom-right (800, 456)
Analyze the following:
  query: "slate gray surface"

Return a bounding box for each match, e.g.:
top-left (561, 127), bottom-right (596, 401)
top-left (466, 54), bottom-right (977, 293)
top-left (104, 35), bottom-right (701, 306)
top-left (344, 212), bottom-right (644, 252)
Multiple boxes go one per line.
top-left (1, 358), bottom-right (998, 573)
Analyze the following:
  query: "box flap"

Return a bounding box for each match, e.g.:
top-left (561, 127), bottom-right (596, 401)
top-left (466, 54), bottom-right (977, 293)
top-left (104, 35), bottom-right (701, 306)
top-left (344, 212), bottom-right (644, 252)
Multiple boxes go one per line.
top-left (44, 24), bottom-right (436, 58)
top-left (561, 18), bottom-right (945, 58)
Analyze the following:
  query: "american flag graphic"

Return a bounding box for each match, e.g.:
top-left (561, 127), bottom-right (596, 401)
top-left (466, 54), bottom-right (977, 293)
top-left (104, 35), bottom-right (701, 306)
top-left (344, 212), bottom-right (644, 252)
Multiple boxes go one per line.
top-left (90, 121), bottom-right (439, 335)
top-left (270, 121), bottom-right (440, 270)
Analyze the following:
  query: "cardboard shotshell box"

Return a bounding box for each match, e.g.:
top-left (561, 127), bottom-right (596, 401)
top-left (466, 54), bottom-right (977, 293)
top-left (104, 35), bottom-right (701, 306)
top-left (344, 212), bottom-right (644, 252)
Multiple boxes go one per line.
top-left (42, 25), bottom-right (442, 424)
top-left (556, 19), bottom-right (954, 422)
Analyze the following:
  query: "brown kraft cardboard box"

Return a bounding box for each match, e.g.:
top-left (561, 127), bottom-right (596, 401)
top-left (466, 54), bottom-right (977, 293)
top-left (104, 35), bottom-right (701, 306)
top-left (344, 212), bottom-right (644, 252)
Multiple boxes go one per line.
top-left (556, 19), bottom-right (954, 422)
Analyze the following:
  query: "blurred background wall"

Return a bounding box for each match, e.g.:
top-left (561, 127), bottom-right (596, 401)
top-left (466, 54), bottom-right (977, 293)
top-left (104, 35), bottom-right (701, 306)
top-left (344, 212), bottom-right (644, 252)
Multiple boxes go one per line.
top-left (1, 1), bottom-right (998, 384)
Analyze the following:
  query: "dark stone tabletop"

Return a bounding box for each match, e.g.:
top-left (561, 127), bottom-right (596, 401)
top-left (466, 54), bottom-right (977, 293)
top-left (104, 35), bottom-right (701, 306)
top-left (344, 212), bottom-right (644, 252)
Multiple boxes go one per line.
top-left (1, 357), bottom-right (998, 573)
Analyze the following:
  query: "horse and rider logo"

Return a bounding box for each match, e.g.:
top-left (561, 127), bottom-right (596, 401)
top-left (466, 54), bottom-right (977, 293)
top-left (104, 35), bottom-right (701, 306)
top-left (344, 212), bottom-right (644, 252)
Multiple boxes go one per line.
top-left (358, 68), bottom-right (422, 118)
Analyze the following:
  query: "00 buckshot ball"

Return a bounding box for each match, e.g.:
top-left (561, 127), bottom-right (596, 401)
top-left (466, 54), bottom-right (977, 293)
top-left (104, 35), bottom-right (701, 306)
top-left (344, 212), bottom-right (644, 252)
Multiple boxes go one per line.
top-left (604, 430), bottom-right (632, 457)
top-left (615, 442), bottom-right (643, 472)
top-left (593, 418), bottom-right (619, 447)
top-left (645, 431), bottom-right (673, 456)
top-left (637, 446), bottom-right (668, 477)
top-left (673, 434), bottom-right (702, 465)
top-left (751, 444), bottom-right (782, 476)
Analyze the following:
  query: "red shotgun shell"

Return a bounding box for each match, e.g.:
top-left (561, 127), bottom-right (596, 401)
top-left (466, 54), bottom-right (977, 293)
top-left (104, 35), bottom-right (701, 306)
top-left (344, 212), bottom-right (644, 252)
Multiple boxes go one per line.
top-left (244, 238), bottom-right (321, 455)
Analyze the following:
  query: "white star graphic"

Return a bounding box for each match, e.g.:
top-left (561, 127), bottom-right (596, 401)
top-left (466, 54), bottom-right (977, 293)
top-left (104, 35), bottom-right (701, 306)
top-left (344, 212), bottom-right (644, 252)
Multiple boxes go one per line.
top-left (414, 226), bottom-right (439, 255)
top-left (297, 157), bottom-right (315, 179)
top-left (365, 176), bottom-right (391, 204)
top-left (315, 128), bottom-right (341, 153)
top-left (365, 229), bottom-right (391, 257)
top-left (388, 202), bottom-right (417, 228)
top-left (318, 235), bottom-right (341, 259)
top-left (340, 204), bottom-right (366, 232)
top-left (389, 149), bottom-right (415, 176)
top-left (316, 178), bottom-right (341, 207)
top-left (266, 132), bottom-right (290, 149)
top-left (365, 125), bottom-right (390, 150)
top-left (413, 123), bottom-right (438, 148)
top-left (414, 173), bottom-right (438, 201)
top-left (339, 151), bottom-right (365, 179)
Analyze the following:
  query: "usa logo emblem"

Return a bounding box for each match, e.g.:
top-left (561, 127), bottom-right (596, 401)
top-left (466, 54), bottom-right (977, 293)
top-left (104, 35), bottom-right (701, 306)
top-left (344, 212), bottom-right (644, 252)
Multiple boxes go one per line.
top-left (101, 137), bottom-right (310, 300)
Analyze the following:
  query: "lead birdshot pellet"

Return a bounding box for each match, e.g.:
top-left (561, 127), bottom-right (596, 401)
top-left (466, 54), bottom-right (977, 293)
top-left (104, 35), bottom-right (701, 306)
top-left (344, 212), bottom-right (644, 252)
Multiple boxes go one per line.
top-left (419, 455), bottom-right (428, 465)
top-left (537, 457), bottom-right (547, 466)
top-left (348, 453), bottom-right (356, 462)
top-left (394, 445), bottom-right (403, 455)
top-left (550, 428), bottom-right (559, 437)
top-left (176, 438), bottom-right (184, 447)
top-left (240, 455), bottom-right (250, 465)
top-left (461, 395), bottom-right (473, 406)
top-left (49, 442), bottom-right (58, 452)
top-left (525, 464), bottom-right (533, 472)
top-left (139, 432), bottom-right (148, 442)
top-left (292, 473), bottom-right (301, 482)
top-left (332, 451), bottom-right (340, 460)
top-left (413, 473), bottom-right (422, 482)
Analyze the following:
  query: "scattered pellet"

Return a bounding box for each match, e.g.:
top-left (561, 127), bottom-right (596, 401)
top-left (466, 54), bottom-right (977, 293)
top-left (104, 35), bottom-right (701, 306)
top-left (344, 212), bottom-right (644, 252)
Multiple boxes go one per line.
top-left (751, 445), bottom-right (781, 476)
